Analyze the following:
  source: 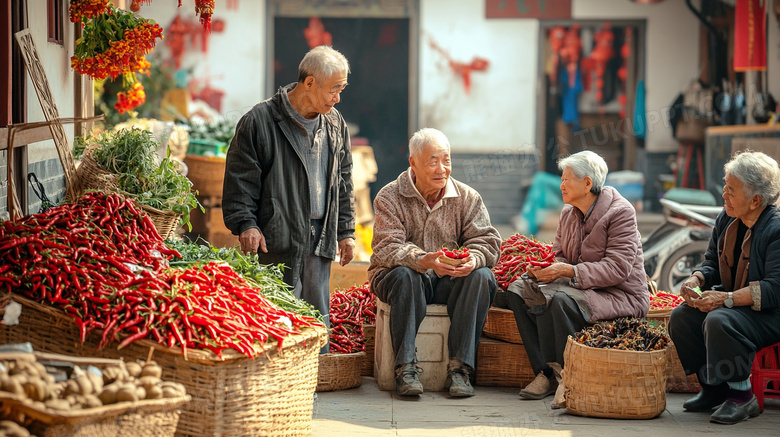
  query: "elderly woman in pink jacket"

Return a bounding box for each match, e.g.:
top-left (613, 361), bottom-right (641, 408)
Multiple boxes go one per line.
top-left (506, 150), bottom-right (649, 402)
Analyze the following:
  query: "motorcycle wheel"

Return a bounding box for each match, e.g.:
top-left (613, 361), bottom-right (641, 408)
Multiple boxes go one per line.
top-left (658, 241), bottom-right (710, 294)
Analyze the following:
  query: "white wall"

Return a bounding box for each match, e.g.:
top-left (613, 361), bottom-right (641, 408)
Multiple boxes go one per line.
top-left (136, 0), bottom-right (266, 124)
top-left (768, 8), bottom-right (780, 101)
top-left (419, 0), bottom-right (539, 153)
top-left (573, 0), bottom-right (701, 153)
top-left (25, 0), bottom-right (76, 161)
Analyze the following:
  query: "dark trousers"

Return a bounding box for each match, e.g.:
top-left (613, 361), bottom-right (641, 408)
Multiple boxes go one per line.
top-left (506, 291), bottom-right (587, 374)
top-left (293, 219), bottom-right (331, 353)
top-left (668, 304), bottom-right (780, 385)
top-left (372, 266), bottom-right (497, 369)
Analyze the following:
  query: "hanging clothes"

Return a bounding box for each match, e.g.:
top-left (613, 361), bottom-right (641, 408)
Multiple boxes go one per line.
top-left (633, 80), bottom-right (646, 139)
top-left (561, 64), bottom-right (583, 127)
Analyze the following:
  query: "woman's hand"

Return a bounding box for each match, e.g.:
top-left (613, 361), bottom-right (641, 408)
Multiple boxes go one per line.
top-left (527, 262), bottom-right (574, 283)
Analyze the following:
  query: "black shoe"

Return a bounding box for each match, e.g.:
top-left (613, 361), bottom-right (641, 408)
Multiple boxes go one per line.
top-left (683, 387), bottom-right (729, 412)
top-left (710, 396), bottom-right (761, 425)
top-left (395, 363), bottom-right (423, 396)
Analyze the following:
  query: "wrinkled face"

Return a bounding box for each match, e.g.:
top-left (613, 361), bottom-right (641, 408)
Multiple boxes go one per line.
top-left (410, 142), bottom-right (451, 192)
top-left (312, 73), bottom-right (348, 114)
top-left (560, 167), bottom-right (591, 205)
top-left (722, 173), bottom-right (756, 219)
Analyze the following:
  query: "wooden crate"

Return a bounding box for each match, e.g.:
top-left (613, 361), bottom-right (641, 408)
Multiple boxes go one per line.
top-left (475, 337), bottom-right (535, 388)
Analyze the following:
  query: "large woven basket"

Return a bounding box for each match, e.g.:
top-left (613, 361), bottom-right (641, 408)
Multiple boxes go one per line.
top-left (483, 307), bottom-right (523, 344)
top-left (141, 204), bottom-right (182, 241)
top-left (360, 324), bottom-right (376, 377)
top-left (76, 148), bottom-right (119, 193)
top-left (0, 391), bottom-right (188, 437)
top-left (475, 337), bottom-right (535, 387)
top-left (647, 309), bottom-right (701, 393)
top-left (183, 154), bottom-right (226, 199)
top-left (563, 337), bottom-right (669, 419)
top-left (0, 295), bottom-right (328, 437)
top-left (316, 352), bottom-right (365, 392)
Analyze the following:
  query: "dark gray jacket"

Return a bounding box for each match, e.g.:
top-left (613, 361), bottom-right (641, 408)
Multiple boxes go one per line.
top-left (223, 84), bottom-right (355, 285)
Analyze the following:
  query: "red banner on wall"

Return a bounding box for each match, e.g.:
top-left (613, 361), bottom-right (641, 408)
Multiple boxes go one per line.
top-left (734, 0), bottom-right (767, 71)
top-left (486, 0), bottom-right (571, 19)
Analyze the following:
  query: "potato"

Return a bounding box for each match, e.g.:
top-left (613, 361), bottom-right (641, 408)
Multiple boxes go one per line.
top-left (74, 375), bottom-right (93, 396)
top-left (64, 379), bottom-right (79, 397)
top-left (125, 362), bottom-right (142, 379)
top-left (5, 377), bottom-right (24, 397)
top-left (135, 386), bottom-right (146, 400)
top-left (145, 385), bottom-right (163, 400)
top-left (140, 363), bottom-right (162, 379)
top-left (86, 370), bottom-right (103, 393)
top-left (138, 376), bottom-right (160, 390)
top-left (83, 394), bottom-right (103, 409)
top-left (0, 419), bottom-right (30, 437)
top-left (161, 386), bottom-right (181, 399)
top-left (44, 399), bottom-right (71, 411)
top-left (101, 366), bottom-right (124, 385)
top-left (98, 383), bottom-right (119, 405)
top-left (116, 386), bottom-right (138, 403)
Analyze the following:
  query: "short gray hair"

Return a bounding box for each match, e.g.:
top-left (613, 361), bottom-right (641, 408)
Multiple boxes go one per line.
top-left (297, 45), bottom-right (350, 83)
top-left (724, 150), bottom-right (780, 207)
top-left (557, 150), bottom-right (608, 194)
top-left (409, 128), bottom-right (450, 157)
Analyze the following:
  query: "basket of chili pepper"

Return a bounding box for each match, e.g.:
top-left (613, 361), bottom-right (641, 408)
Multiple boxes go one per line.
top-left (437, 247), bottom-right (471, 266)
top-left (563, 318), bottom-right (670, 419)
top-left (316, 351), bottom-right (365, 392)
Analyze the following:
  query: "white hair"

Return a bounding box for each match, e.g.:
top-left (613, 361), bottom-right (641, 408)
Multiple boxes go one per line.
top-left (409, 128), bottom-right (450, 157)
top-left (724, 150), bottom-right (780, 207)
top-left (557, 150), bottom-right (608, 194)
top-left (298, 45), bottom-right (350, 82)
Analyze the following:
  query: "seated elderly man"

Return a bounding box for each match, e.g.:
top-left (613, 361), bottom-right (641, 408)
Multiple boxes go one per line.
top-left (368, 128), bottom-right (501, 398)
top-left (669, 151), bottom-right (780, 425)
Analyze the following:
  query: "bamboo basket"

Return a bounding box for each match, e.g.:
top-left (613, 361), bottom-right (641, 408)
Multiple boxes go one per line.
top-left (183, 155), bottom-right (226, 199)
top-left (316, 352), bottom-right (364, 392)
top-left (563, 337), bottom-right (669, 419)
top-left (140, 204), bottom-right (182, 241)
top-left (0, 295), bottom-right (328, 437)
top-left (360, 324), bottom-right (375, 377)
top-left (475, 337), bottom-right (535, 388)
top-left (647, 309), bottom-right (701, 393)
top-left (0, 351), bottom-right (188, 437)
top-left (76, 149), bottom-right (119, 193)
top-left (483, 307), bottom-right (523, 344)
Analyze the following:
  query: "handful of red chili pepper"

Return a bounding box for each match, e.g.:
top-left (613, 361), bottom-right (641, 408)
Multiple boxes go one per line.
top-left (328, 282), bottom-right (376, 354)
top-left (491, 234), bottom-right (555, 290)
top-left (441, 247), bottom-right (470, 259)
top-left (649, 292), bottom-right (684, 311)
top-left (0, 192), bottom-right (318, 358)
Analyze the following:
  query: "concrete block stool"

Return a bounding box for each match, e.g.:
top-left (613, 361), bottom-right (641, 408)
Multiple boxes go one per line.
top-left (374, 301), bottom-right (451, 391)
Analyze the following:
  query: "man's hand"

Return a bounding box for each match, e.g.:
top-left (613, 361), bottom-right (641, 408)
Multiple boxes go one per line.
top-left (527, 263), bottom-right (574, 283)
top-left (240, 228), bottom-right (266, 255)
top-left (420, 251), bottom-right (476, 278)
top-left (690, 290), bottom-right (726, 313)
top-left (338, 238), bottom-right (355, 266)
top-left (680, 275), bottom-right (703, 306)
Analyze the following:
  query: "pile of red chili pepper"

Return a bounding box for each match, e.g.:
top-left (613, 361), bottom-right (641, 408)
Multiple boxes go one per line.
top-left (0, 192), bottom-right (317, 358)
top-left (574, 317), bottom-right (669, 351)
top-left (328, 282), bottom-right (376, 354)
top-left (649, 291), bottom-right (685, 311)
top-left (491, 234), bottom-right (555, 289)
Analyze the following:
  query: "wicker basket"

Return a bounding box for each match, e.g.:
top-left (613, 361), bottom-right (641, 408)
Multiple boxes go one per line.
top-left (141, 204), bottom-right (182, 241)
top-left (475, 337), bottom-right (535, 387)
top-left (483, 307), bottom-right (523, 344)
top-left (360, 324), bottom-right (375, 377)
top-left (647, 309), bottom-right (702, 393)
top-left (0, 295), bottom-right (328, 437)
top-left (563, 337), bottom-right (668, 419)
top-left (316, 352), bottom-right (365, 392)
top-left (77, 149), bottom-right (119, 193)
top-left (183, 154), bottom-right (226, 199)
top-left (0, 392), bottom-right (188, 437)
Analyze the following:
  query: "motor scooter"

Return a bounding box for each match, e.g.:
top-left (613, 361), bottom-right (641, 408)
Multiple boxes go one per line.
top-left (643, 197), bottom-right (721, 294)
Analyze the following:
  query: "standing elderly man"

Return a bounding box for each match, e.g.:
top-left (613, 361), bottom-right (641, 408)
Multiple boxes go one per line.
top-left (369, 128), bottom-right (501, 398)
top-left (223, 45), bottom-right (356, 352)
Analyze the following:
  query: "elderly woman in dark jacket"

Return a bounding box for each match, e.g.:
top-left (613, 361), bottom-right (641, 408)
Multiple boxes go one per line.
top-left (669, 151), bottom-right (780, 425)
top-left (506, 151), bottom-right (648, 402)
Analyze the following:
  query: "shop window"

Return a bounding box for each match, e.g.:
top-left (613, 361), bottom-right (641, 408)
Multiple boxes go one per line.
top-left (47, 0), bottom-right (63, 44)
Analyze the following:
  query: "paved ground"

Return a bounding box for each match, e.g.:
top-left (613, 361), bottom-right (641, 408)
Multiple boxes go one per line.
top-left (313, 378), bottom-right (780, 436)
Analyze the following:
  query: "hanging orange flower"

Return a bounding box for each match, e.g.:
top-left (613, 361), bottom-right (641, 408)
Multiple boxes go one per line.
top-left (115, 76), bottom-right (146, 114)
top-left (71, 5), bottom-right (163, 80)
top-left (195, 0), bottom-right (215, 32)
top-left (69, 0), bottom-right (110, 23)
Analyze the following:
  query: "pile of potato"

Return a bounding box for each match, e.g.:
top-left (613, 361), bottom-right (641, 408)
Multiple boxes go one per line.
top-left (0, 356), bottom-right (186, 413)
top-left (0, 420), bottom-right (30, 437)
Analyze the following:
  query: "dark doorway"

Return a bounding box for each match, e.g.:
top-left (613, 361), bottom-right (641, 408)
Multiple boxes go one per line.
top-left (273, 17), bottom-right (410, 197)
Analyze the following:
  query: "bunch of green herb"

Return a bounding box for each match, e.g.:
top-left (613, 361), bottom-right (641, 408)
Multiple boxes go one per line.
top-left (166, 238), bottom-right (323, 321)
top-left (73, 135), bottom-right (88, 160)
top-left (184, 118), bottom-right (236, 146)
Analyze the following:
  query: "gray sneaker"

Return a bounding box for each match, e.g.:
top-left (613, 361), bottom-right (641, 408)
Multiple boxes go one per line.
top-left (448, 368), bottom-right (474, 397)
top-left (395, 363), bottom-right (423, 396)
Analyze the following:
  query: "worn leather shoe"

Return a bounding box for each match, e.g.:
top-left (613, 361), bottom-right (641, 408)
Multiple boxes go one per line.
top-left (710, 396), bottom-right (761, 425)
top-left (519, 371), bottom-right (557, 400)
top-left (395, 363), bottom-right (423, 396)
top-left (683, 387), bottom-right (729, 412)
